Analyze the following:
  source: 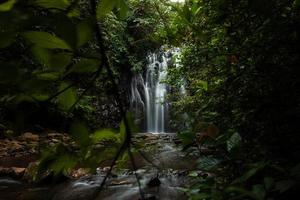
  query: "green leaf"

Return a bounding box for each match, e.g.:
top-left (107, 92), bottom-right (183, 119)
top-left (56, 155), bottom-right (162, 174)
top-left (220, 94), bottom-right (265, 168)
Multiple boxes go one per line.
top-left (197, 156), bottom-right (222, 171)
top-left (22, 31), bottom-right (71, 50)
top-left (91, 129), bottom-right (119, 142)
top-left (31, 46), bottom-right (51, 67)
top-left (252, 184), bottom-right (265, 200)
top-left (57, 82), bottom-right (77, 110)
top-left (0, 32), bottom-right (14, 48)
top-left (226, 132), bottom-right (242, 153)
top-left (52, 13), bottom-right (77, 49)
top-left (226, 186), bottom-right (259, 200)
top-left (126, 112), bottom-right (138, 134)
top-left (178, 131), bottom-right (195, 146)
top-left (34, 71), bottom-right (60, 81)
top-left (31, 46), bottom-right (72, 72)
top-left (275, 180), bottom-right (296, 193)
top-left (77, 19), bottom-right (94, 47)
top-left (70, 122), bottom-right (90, 147)
top-left (31, 0), bottom-right (71, 10)
top-left (119, 119), bottom-right (126, 142)
top-left (31, 93), bottom-right (50, 101)
top-left (50, 154), bottom-right (77, 175)
top-left (264, 177), bottom-right (274, 191)
top-left (0, 0), bottom-right (16, 11)
top-left (294, 0), bottom-right (300, 8)
top-left (68, 58), bottom-right (100, 74)
top-left (233, 162), bottom-right (267, 184)
top-left (97, 0), bottom-right (117, 20)
top-left (50, 52), bottom-right (72, 72)
top-left (115, 0), bottom-right (129, 19)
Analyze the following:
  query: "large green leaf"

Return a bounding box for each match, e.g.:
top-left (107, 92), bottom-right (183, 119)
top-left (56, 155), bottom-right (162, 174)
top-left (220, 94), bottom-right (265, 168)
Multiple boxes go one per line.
top-left (70, 122), bottom-right (90, 147)
top-left (52, 14), bottom-right (77, 49)
top-left (31, 46), bottom-right (72, 71)
top-left (34, 71), bottom-right (61, 81)
top-left (57, 82), bottom-right (77, 110)
top-left (50, 154), bottom-right (77, 175)
top-left (22, 31), bottom-right (72, 50)
top-left (67, 58), bottom-right (100, 74)
top-left (77, 19), bottom-right (94, 47)
top-left (0, 0), bottom-right (16, 11)
top-left (97, 0), bottom-right (116, 20)
top-left (31, 0), bottom-right (71, 10)
top-left (31, 46), bottom-right (51, 67)
top-left (115, 0), bottom-right (129, 19)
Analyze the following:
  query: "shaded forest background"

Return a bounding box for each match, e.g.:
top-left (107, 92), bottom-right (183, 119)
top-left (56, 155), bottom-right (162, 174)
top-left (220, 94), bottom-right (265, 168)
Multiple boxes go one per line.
top-left (0, 0), bottom-right (299, 199)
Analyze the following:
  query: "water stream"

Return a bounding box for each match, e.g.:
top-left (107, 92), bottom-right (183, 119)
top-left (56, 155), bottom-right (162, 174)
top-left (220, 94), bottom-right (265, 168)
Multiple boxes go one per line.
top-left (131, 48), bottom-right (181, 133)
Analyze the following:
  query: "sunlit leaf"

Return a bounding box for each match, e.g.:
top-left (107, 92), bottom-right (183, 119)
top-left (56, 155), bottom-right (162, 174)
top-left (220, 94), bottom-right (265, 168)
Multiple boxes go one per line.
top-left (91, 129), bottom-right (119, 142)
top-left (57, 82), bottom-right (77, 110)
top-left (22, 31), bottom-right (72, 50)
top-left (0, 0), bottom-right (16, 11)
top-left (50, 154), bottom-right (77, 175)
top-left (97, 0), bottom-right (117, 20)
top-left (115, 0), bottom-right (129, 19)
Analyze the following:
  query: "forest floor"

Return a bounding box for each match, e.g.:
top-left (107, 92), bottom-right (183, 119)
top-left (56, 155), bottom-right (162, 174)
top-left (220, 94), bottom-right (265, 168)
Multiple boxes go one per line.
top-left (0, 132), bottom-right (206, 200)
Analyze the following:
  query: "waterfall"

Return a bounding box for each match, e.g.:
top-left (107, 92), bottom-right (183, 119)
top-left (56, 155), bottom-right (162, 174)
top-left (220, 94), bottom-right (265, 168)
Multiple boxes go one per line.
top-left (145, 53), bottom-right (169, 133)
top-left (130, 48), bottom-right (182, 134)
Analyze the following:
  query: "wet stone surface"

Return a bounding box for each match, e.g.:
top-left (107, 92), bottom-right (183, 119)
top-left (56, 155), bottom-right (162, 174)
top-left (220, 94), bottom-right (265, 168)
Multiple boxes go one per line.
top-left (0, 133), bottom-right (200, 200)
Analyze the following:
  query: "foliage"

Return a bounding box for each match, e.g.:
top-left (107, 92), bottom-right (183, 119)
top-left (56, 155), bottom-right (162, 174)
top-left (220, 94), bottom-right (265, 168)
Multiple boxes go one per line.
top-left (166, 0), bottom-right (300, 199)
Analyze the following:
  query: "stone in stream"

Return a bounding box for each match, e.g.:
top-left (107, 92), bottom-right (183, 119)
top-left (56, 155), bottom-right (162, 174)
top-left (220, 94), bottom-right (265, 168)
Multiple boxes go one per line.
top-left (147, 176), bottom-right (161, 187)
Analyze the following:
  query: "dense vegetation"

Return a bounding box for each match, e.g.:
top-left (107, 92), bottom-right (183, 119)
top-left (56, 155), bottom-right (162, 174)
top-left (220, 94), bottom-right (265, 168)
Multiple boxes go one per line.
top-left (0, 0), bottom-right (299, 199)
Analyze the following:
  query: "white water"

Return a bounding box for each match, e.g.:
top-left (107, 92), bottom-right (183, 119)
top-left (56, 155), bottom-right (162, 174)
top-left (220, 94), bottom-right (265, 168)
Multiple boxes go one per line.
top-left (130, 48), bottom-right (182, 134)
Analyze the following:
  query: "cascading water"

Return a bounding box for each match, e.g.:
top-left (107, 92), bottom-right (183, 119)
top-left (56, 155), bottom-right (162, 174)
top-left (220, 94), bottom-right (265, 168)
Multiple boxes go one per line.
top-left (130, 48), bottom-right (182, 134)
top-left (145, 53), bottom-right (169, 133)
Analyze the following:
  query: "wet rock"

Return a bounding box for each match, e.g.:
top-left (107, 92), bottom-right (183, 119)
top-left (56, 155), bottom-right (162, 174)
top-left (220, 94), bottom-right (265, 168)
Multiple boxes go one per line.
top-left (109, 179), bottom-right (132, 186)
top-left (141, 194), bottom-right (157, 200)
top-left (69, 168), bottom-right (90, 178)
top-left (52, 176), bottom-right (103, 200)
top-left (21, 132), bottom-right (39, 141)
top-left (147, 176), bottom-right (161, 187)
top-left (0, 177), bottom-right (22, 187)
top-left (0, 167), bottom-right (26, 178)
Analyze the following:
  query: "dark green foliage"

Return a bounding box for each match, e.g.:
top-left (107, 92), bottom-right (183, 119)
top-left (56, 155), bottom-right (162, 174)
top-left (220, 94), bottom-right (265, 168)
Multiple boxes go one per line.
top-left (164, 0), bottom-right (300, 199)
